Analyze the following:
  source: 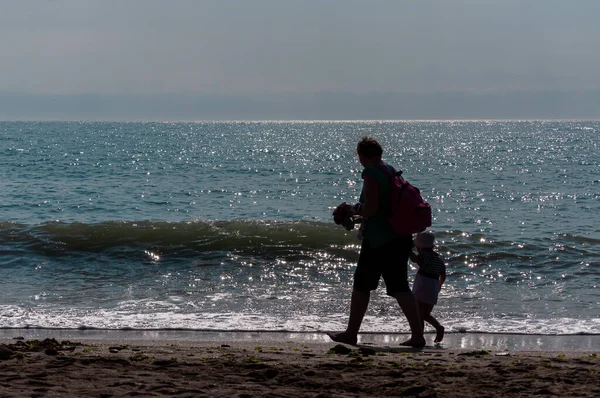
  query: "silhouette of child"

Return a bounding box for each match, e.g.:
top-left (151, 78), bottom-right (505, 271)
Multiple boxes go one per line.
top-left (410, 232), bottom-right (446, 343)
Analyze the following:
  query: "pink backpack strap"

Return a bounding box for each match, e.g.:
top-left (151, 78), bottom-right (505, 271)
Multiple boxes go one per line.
top-left (377, 164), bottom-right (402, 179)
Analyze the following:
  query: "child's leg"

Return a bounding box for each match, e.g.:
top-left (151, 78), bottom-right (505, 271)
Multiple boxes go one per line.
top-left (416, 301), bottom-right (434, 334)
top-left (423, 312), bottom-right (445, 343)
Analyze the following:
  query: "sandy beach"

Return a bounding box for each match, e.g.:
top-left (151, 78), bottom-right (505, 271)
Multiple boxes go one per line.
top-left (1, 334), bottom-right (598, 397)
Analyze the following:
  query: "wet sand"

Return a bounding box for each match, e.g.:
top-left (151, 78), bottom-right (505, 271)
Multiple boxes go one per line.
top-left (1, 331), bottom-right (598, 397)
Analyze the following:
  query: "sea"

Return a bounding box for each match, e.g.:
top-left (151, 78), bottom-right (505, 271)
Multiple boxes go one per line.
top-left (1, 120), bottom-right (599, 337)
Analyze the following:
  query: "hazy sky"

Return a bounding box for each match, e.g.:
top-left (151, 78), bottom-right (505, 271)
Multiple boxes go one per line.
top-left (1, 0), bottom-right (599, 119)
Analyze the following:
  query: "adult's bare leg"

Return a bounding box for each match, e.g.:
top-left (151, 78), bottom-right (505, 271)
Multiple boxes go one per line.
top-left (395, 291), bottom-right (425, 347)
top-left (327, 289), bottom-right (370, 345)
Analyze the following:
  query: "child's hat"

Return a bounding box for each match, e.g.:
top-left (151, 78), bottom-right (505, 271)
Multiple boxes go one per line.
top-left (415, 232), bottom-right (435, 249)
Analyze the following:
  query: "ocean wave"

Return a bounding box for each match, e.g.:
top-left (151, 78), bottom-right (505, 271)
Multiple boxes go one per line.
top-left (2, 220), bottom-right (599, 263)
top-left (0, 220), bottom-right (360, 260)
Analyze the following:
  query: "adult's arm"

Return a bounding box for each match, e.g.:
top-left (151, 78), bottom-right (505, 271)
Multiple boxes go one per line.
top-left (355, 174), bottom-right (379, 217)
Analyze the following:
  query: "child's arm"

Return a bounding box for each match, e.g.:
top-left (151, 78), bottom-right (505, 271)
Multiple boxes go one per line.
top-left (409, 251), bottom-right (420, 264)
top-left (438, 269), bottom-right (446, 290)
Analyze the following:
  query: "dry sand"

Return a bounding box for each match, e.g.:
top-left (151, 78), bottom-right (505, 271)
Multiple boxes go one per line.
top-left (1, 337), bottom-right (598, 397)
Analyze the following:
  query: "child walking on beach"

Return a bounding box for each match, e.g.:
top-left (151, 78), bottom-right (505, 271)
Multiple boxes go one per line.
top-left (410, 232), bottom-right (446, 344)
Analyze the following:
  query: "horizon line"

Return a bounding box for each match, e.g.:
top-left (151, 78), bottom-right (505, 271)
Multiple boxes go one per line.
top-left (2, 118), bottom-right (600, 123)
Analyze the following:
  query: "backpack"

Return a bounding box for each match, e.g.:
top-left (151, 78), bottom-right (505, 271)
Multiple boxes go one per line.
top-left (378, 165), bottom-right (432, 235)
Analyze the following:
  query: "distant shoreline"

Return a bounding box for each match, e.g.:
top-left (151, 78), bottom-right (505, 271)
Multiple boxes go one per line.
top-left (2, 89), bottom-right (600, 121)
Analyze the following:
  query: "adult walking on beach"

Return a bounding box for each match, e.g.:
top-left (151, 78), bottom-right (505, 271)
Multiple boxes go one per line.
top-left (328, 136), bottom-right (425, 347)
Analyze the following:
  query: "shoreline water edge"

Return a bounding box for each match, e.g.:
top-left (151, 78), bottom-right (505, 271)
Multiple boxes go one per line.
top-left (1, 329), bottom-right (599, 352)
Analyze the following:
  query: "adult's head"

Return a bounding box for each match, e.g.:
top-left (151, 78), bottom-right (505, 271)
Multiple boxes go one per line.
top-left (356, 136), bottom-right (383, 167)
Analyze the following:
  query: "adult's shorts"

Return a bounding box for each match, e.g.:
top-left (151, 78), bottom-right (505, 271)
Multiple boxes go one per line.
top-left (353, 235), bottom-right (413, 296)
